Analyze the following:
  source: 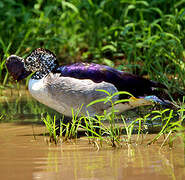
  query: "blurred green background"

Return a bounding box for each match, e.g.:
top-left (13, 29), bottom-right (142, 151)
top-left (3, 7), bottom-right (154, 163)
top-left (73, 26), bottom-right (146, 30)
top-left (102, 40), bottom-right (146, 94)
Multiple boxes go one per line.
top-left (0, 0), bottom-right (184, 97)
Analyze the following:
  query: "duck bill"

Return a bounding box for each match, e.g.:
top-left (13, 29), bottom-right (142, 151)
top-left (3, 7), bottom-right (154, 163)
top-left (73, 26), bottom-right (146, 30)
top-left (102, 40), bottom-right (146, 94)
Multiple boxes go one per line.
top-left (6, 55), bottom-right (31, 81)
top-left (16, 71), bottom-right (32, 81)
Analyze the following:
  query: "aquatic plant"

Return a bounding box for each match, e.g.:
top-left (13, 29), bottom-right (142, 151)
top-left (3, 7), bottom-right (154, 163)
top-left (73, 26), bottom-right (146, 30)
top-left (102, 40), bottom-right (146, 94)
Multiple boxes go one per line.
top-left (0, 114), bottom-right (3, 121)
top-left (60, 107), bottom-right (82, 141)
top-left (42, 113), bottom-right (59, 144)
top-left (150, 98), bottom-right (185, 148)
top-left (42, 89), bottom-right (184, 149)
top-left (81, 90), bottom-right (133, 147)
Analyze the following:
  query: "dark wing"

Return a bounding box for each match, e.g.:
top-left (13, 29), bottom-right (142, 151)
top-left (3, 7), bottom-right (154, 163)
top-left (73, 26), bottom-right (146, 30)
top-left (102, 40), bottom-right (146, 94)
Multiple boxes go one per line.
top-left (55, 62), bottom-right (166, 97)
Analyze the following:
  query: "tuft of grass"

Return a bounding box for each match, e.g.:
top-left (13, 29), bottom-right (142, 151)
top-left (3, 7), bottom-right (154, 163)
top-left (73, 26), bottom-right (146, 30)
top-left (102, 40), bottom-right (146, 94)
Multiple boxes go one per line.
top-left (84, 90), bottom-right (133, 147)
top-left (60, 107), bottom-right (82, 142)
top-left (42, 113), bottom-right (59, 144)
top-left (42, 90), bottom-right (185, 149)
top-left (146, 97), bottom-right (185, 147)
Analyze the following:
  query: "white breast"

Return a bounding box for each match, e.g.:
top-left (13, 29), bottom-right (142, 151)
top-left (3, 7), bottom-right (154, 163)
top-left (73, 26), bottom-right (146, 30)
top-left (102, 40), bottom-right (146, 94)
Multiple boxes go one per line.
top-left (28, 78), bottom-right (66, 112)
top-left (28, 73), bottom-right (119, 117)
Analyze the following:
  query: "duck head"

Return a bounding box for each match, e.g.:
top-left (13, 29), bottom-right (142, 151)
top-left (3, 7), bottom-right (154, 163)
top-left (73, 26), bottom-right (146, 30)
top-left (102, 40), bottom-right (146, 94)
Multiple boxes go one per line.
top-left (6, 55), bottom-right (31, 81)
top-left (6, 48), bottom-right (59, 80)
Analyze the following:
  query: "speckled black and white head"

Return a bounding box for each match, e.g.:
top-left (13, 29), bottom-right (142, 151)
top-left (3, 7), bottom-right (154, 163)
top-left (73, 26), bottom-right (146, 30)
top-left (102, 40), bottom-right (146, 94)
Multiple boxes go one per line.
top-left (25, 48), bottom-right (59, 79)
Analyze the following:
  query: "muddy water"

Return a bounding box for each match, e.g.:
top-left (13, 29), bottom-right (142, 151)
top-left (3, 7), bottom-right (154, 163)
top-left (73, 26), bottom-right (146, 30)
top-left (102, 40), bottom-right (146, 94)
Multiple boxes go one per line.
top-left (0, 89), bottom-right (185, 180)
top-left (0, 123), bottom-right (184, 180)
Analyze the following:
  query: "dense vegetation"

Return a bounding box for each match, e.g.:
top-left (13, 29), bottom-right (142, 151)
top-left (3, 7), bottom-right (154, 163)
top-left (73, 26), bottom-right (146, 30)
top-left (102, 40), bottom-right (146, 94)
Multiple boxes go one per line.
top-left (0, 0), bottom-right (185, 97)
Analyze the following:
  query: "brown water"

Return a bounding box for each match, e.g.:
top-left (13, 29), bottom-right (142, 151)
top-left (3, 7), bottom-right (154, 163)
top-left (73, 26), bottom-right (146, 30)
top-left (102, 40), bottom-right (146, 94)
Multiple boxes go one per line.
top-left (0, 123), bottom-right (184, 180)
top-left (0, 89), bottom-right (185, 180)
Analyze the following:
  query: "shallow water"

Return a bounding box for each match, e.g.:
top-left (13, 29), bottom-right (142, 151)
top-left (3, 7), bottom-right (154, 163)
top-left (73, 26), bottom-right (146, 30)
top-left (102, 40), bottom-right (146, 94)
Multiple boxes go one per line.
top-left (0, 89), bottom-right (185, 180)
top-left (0, 123), bottom-right (184, 180)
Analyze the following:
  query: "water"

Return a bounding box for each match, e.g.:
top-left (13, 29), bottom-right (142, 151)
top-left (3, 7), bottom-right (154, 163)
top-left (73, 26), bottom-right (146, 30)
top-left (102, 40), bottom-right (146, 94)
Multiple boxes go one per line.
top-left (0, 89), bottom-right (184, 180)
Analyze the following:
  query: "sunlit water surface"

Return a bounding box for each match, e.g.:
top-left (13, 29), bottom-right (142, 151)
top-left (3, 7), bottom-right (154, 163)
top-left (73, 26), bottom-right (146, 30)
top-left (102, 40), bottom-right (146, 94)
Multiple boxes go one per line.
top-left (0, 89), bottom-right (184, 180)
